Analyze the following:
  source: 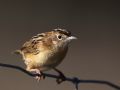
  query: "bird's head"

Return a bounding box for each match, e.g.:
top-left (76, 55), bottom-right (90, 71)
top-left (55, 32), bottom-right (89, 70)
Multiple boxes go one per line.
top-left (50, 28), bottom-right (77, 48)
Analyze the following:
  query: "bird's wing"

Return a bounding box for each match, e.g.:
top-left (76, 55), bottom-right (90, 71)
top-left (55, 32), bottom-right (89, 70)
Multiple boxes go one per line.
top-left (21, 33), bottom-right (45, 55)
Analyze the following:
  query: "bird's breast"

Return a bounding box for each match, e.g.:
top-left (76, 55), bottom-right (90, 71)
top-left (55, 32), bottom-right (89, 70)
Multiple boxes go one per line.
top-left (24, 46), bottom-right (68, 71)
top-left (35, 47), bottom-right (68, 70)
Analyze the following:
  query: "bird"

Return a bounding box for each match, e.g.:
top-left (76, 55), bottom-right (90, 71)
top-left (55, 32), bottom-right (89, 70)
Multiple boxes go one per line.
top-left (14, 28), bottom-right (77, 84)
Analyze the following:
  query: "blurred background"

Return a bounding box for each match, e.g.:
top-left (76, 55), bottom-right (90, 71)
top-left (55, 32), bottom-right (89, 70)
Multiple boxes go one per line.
top-left (0, 0), bottom-right (120, 90)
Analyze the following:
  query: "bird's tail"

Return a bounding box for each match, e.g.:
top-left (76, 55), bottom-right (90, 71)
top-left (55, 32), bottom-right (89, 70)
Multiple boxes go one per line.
top-left (13, 50), bottom-right (22, 55)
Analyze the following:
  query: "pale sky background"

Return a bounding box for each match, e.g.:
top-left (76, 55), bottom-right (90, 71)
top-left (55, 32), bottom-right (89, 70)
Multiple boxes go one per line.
top-left (0, 0), bottom-right (120, 90)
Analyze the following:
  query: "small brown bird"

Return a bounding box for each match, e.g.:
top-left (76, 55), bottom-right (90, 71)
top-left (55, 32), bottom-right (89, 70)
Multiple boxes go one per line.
top-left (15, 28), bottom-right (77, 83)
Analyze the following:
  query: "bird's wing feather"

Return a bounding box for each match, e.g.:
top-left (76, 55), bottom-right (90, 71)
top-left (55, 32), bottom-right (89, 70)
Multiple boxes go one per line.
top-left (21, 33), bottom-right (45, 55)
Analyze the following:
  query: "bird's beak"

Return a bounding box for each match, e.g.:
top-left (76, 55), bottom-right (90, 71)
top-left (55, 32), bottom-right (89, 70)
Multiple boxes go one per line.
top-left (67, 36), bottom-right (77, 41)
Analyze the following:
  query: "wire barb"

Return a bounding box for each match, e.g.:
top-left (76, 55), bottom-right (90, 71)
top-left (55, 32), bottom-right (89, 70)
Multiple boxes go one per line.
top-left (72, 77), bottom-right (80, 90)
top-left (0, 62), bottom-right (120, 90)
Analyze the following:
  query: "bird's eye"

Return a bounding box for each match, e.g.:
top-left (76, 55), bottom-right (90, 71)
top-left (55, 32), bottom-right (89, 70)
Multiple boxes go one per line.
top-left (57, 35), bottom-right (62, 40)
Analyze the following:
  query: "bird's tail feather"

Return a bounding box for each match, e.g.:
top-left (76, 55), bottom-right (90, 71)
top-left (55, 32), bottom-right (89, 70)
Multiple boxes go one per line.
top-left (13, 50), bottom-right (22, 55)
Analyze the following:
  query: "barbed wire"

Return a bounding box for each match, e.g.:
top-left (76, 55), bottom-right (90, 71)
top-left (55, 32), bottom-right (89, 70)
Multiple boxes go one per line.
top-left (0, 62), bottom-right (120, 90)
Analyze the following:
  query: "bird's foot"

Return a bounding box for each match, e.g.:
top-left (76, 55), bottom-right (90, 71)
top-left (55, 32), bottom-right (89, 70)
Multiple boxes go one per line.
top-left (35, 72), bottom-right (45, 82)
top-left (56, 71), bottom-right (66, 84)
top-left (26, 68), bottom-right (45, 82)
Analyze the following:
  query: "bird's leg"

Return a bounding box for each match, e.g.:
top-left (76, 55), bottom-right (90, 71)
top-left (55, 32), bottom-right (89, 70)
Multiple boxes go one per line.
top-left (53, 68), bottom-right (66, 84)
top-left (26, 68), bottom-right (45, 82)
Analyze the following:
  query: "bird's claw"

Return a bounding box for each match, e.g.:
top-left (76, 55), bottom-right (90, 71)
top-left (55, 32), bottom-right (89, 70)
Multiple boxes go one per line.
top-left (35, 73), bottom-right (46, 82)
top-left (56, 74), bottom-right (66, 84)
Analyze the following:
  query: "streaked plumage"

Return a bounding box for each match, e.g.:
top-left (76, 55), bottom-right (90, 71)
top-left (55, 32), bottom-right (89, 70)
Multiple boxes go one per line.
top-left (15, 28), bottom-right (77, 82)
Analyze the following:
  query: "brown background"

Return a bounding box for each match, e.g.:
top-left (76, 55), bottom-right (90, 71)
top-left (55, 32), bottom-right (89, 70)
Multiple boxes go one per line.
top-left (0, 0), bottom-right (120, 90)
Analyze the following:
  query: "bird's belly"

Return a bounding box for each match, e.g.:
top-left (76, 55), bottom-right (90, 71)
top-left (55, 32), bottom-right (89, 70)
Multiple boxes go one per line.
top-left (24, 47), bottom-right (68, 71)
top-left (34, 48), bottom-right (67, 71)
top-left (34, 53), bottom-right (63, 70)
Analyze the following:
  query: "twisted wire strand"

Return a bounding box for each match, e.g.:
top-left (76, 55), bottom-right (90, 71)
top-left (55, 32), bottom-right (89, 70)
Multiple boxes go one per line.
top-left (0, 63), bottom-right (120, 90)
